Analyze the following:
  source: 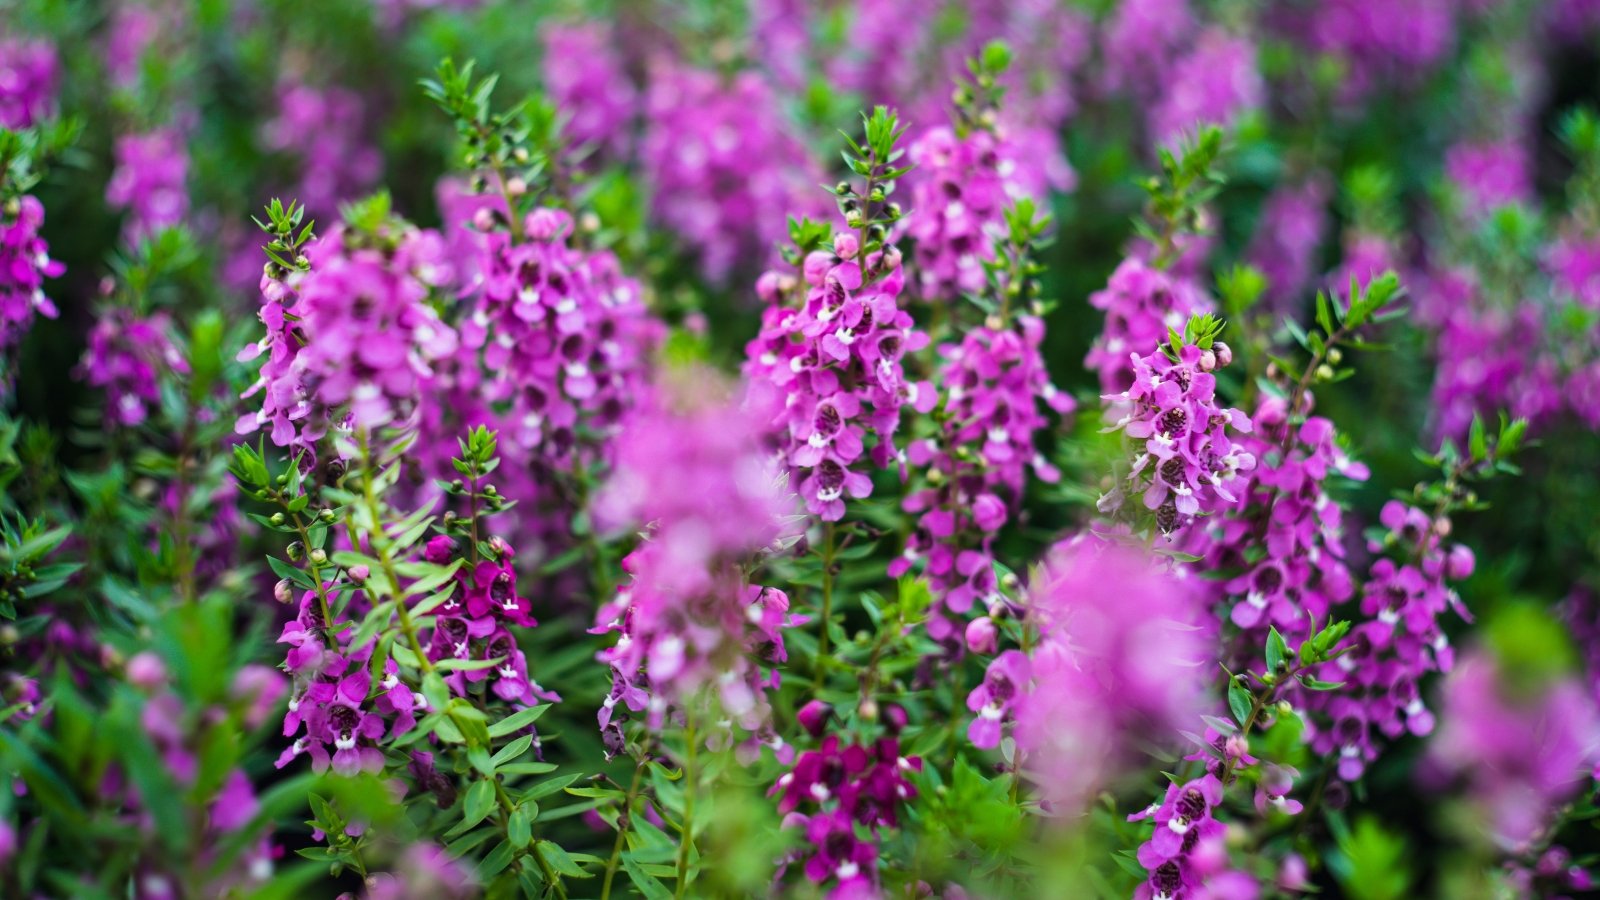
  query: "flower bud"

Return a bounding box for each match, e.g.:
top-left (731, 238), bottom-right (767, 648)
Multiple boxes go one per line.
top-left (349, 565), bottom-right (371, 584)
top-left (859, 697), bottom-right (879, 721)
top-left (126, 652), bottom-right (167, 690)
top-left (796, 699), bottom-right (833, 738)
top-left (1214, 341), bottom-right (1233, 367)
top-left (1445, 544), bottom-right (1474, 580)
top-left (273, 579), bottom-right (294, 604)
top-left (269, 512), bottom-right (286, 527)
top-left (834, 232), bottom-right (860, 259)
top-left (309, 548), bottom-right (328, 566)
top-left (881, 703), bottom-right (908, 735)
top-left (286, 541), bottom-right (304, 561)
top-left (472, 207), bottom-right (495, 231)
top-left (1199, 349), bottom-right (1217, 371)
top-left (506, 177), bottom-right (528, 196)
top-left (965, 617), bottom-right (998, 655)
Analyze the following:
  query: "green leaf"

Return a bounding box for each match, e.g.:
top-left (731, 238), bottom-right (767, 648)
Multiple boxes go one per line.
top-left (622, 855), bottom-right (674, 900)
top-left (537, 841), bottom-right (592, 878)
top-left (488, 704), bottom-right (550, 738)
top-left (508, 805), bottom-right (533, 849)
top-left (462, 780), bottom-right (496, 831)
top-left (478, 839), bottom-right (516, 880)
top-left (492, 735), bottom-right (533, 767)
top-left (1265, 628), bottom-right (1288, 672)
top-left (1227, 676), bottom-right (1252, 726)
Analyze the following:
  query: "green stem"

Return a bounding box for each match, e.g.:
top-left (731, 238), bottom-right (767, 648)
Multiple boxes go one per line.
top-left (673, 719), bottom-right (698, 899)
top-left (817, 522), bottom-right (836, 675)
top-left (601, 754), bottom-right (649, 900)
top-left (357, 431), bottom-right (433, 675)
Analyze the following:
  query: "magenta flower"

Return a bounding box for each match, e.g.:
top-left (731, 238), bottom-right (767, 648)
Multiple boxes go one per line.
top-left (1148, 29), bottom-right (1263, 145)
top-left (106, 129), bottom-right (190, 244)
top-left (0, 194), bottom-right (63, 385)
top-left (1101, 342), bottom-right (1255, 535)
top-left (78, 308), bottom-right (187, 427)
top-left (0, 38), bottom-right (57, 128)
top-left (541, 22), bottom-right (636, 161)
top-left (1085, 257), bottom-right (1214, 396)
top-left (1427, 649), bottom-right (1600, 850)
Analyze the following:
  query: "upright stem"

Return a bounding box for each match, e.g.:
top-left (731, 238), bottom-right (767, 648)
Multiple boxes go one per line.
top-left (673, 719), bottom-right (698, 899)
top-left (601, 754), bottom-right (649, 900)
top-left (357, 431), bottom-right (433, 675)
top-left (817, 522), bottom-right (836, 673)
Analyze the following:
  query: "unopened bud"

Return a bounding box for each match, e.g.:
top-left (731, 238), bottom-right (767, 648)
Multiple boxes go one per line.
top-left (965, 617), bottom-right (998, 655)
top-left (506, 177), bottom-right (528, 196)
top-left (349, 564), bottom-right (371, 584)
top-left (309, 548), bottom-right (328, 566)
top-left (126, 652), bottom-right (167, 690)
top-left (796, 700), bottom-right (833, 738)
top-left (274, 579), bottom-right (294, 604)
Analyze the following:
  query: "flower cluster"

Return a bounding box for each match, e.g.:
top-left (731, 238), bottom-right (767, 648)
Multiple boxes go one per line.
top-left (1100, 338), bottom-right (1256, 536)
top-left (1128, 771), bottom-right (1262, 899)
top-left (592, 377), bottom-right (801, 758)
top-left (1245, 176), bottom-right (1330, 313)
top-left (462, 206), bottom-right (657, 465)
top-left (1084, 257), bottom-right (1214, 395)
top-left (1212, 397), bottom-right (1369, 645)
top-left (639, 61), bottom-right (824, 283)
top-left (772, 736), bottom-right (922, 896)
top-left (1303, 500), bottom-right (1476, 780)
top-left (1148, 29), bottom-right (1263, 145)
top-left (746, 232), bottom-right (932, 521)
top-left (262, 79), bottom-right (383, 217)
top-left (1426, 650), bottom-right (1600, 851)
top-left (106, 129), bottom-right (190, 244)
top-left (893, 316), bottom-right (1072, 637)
top-left (0, 194), bottom-right (63, 382)
top-left (421, 535), bottom-right (558, 707)
top-left (540, 22), bottom-right (635, 161)
top-left (905, 126), bottom-right (1031, 301)
top-left (0, 38), bottom-right (57, 128)
top-left (78, 308), bottom-right (187, 428)
top-left (969, 539), bottom-right (1209, 812)
top-left (236, 213), bottom-right (459, 452)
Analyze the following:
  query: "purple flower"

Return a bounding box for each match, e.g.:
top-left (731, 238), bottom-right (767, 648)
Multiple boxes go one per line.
top-left (746, 230), bottom-right (931, 523)
top-left (1148, 29), bottom-right (1263, 145)
top-left (78, 308), bottom-right (187, 427)
top-left (262, 78), bottom-right (382, 216)
top-left (894, 316), bottom-right (1072, 634)
top-left (1427, 649), bottom-right (1600, 850)
top-left (106, 129), bottom-right (190, 244)
top-left (593, 375), bottom-right (801, 755)
top-left (1084, 257), bottom-right (1214, 396)
top-left (0, 194), bottom-right (63, 384)
top-left (639, 62), bottom-right (825, 283)
top-left (1245, 175), bottom-right (1331, 313)
top-left (0, 38), bottom-right (57, 128)
top-left (542, 22), bottom-right (636, 161)
top-left (1101, 342), bottom-right (1256, 535)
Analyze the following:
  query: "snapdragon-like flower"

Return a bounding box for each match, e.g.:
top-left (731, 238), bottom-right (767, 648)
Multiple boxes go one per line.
top-left (541, 22), bottom-right (636, 161)
top-left (1209, 396), bottom-right (1368, 646)
top-left (592, 376), bottom-right (802, 758)
top-left (639, 61), bottom-right (824, 283)
top-left (1084, 257), bottom-right (1214, 396)
top-left (236, 217), bottom-right (458, 452)
top-left (971, 539), bottom-right (1209, 813)
top-left (78, 308), bottom-right (187, 427)
top-left (745, 231), bottom-right (933, 521)
top-left (1427, 277), bottom-right (1562, 444)
top-left (1100, 0), bottom-right (1196, 101)
top-left (1101, 341), bottom-right (1255, 535)
top-left (420, 535), bottom-right (559, 712)
top-left (0, 38), bottom-right (57, 128)
top-left (106, 128), bottom-right (190, 244)
top-left (464, 206), bottom-right (658, 465)
top-left (1426, 649), bottom-right (1600, 851)
top-left (1302, 500), bottom-right (1475, 780)
top-left (1148, 29), bottom-right (1263, 145)
top-left (905, 126), bottom-right (1055, 301)
top-left (0, 194), bottom-right (63, 383)
top-left (893, 316), bottom-right (1072, 636)
top-left (1129, 774), bottom-right (1260, 900)
top-left (1278, 0), bottom-right (1459, 97)
top-left (771, 736), bottom-right (921, 895)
